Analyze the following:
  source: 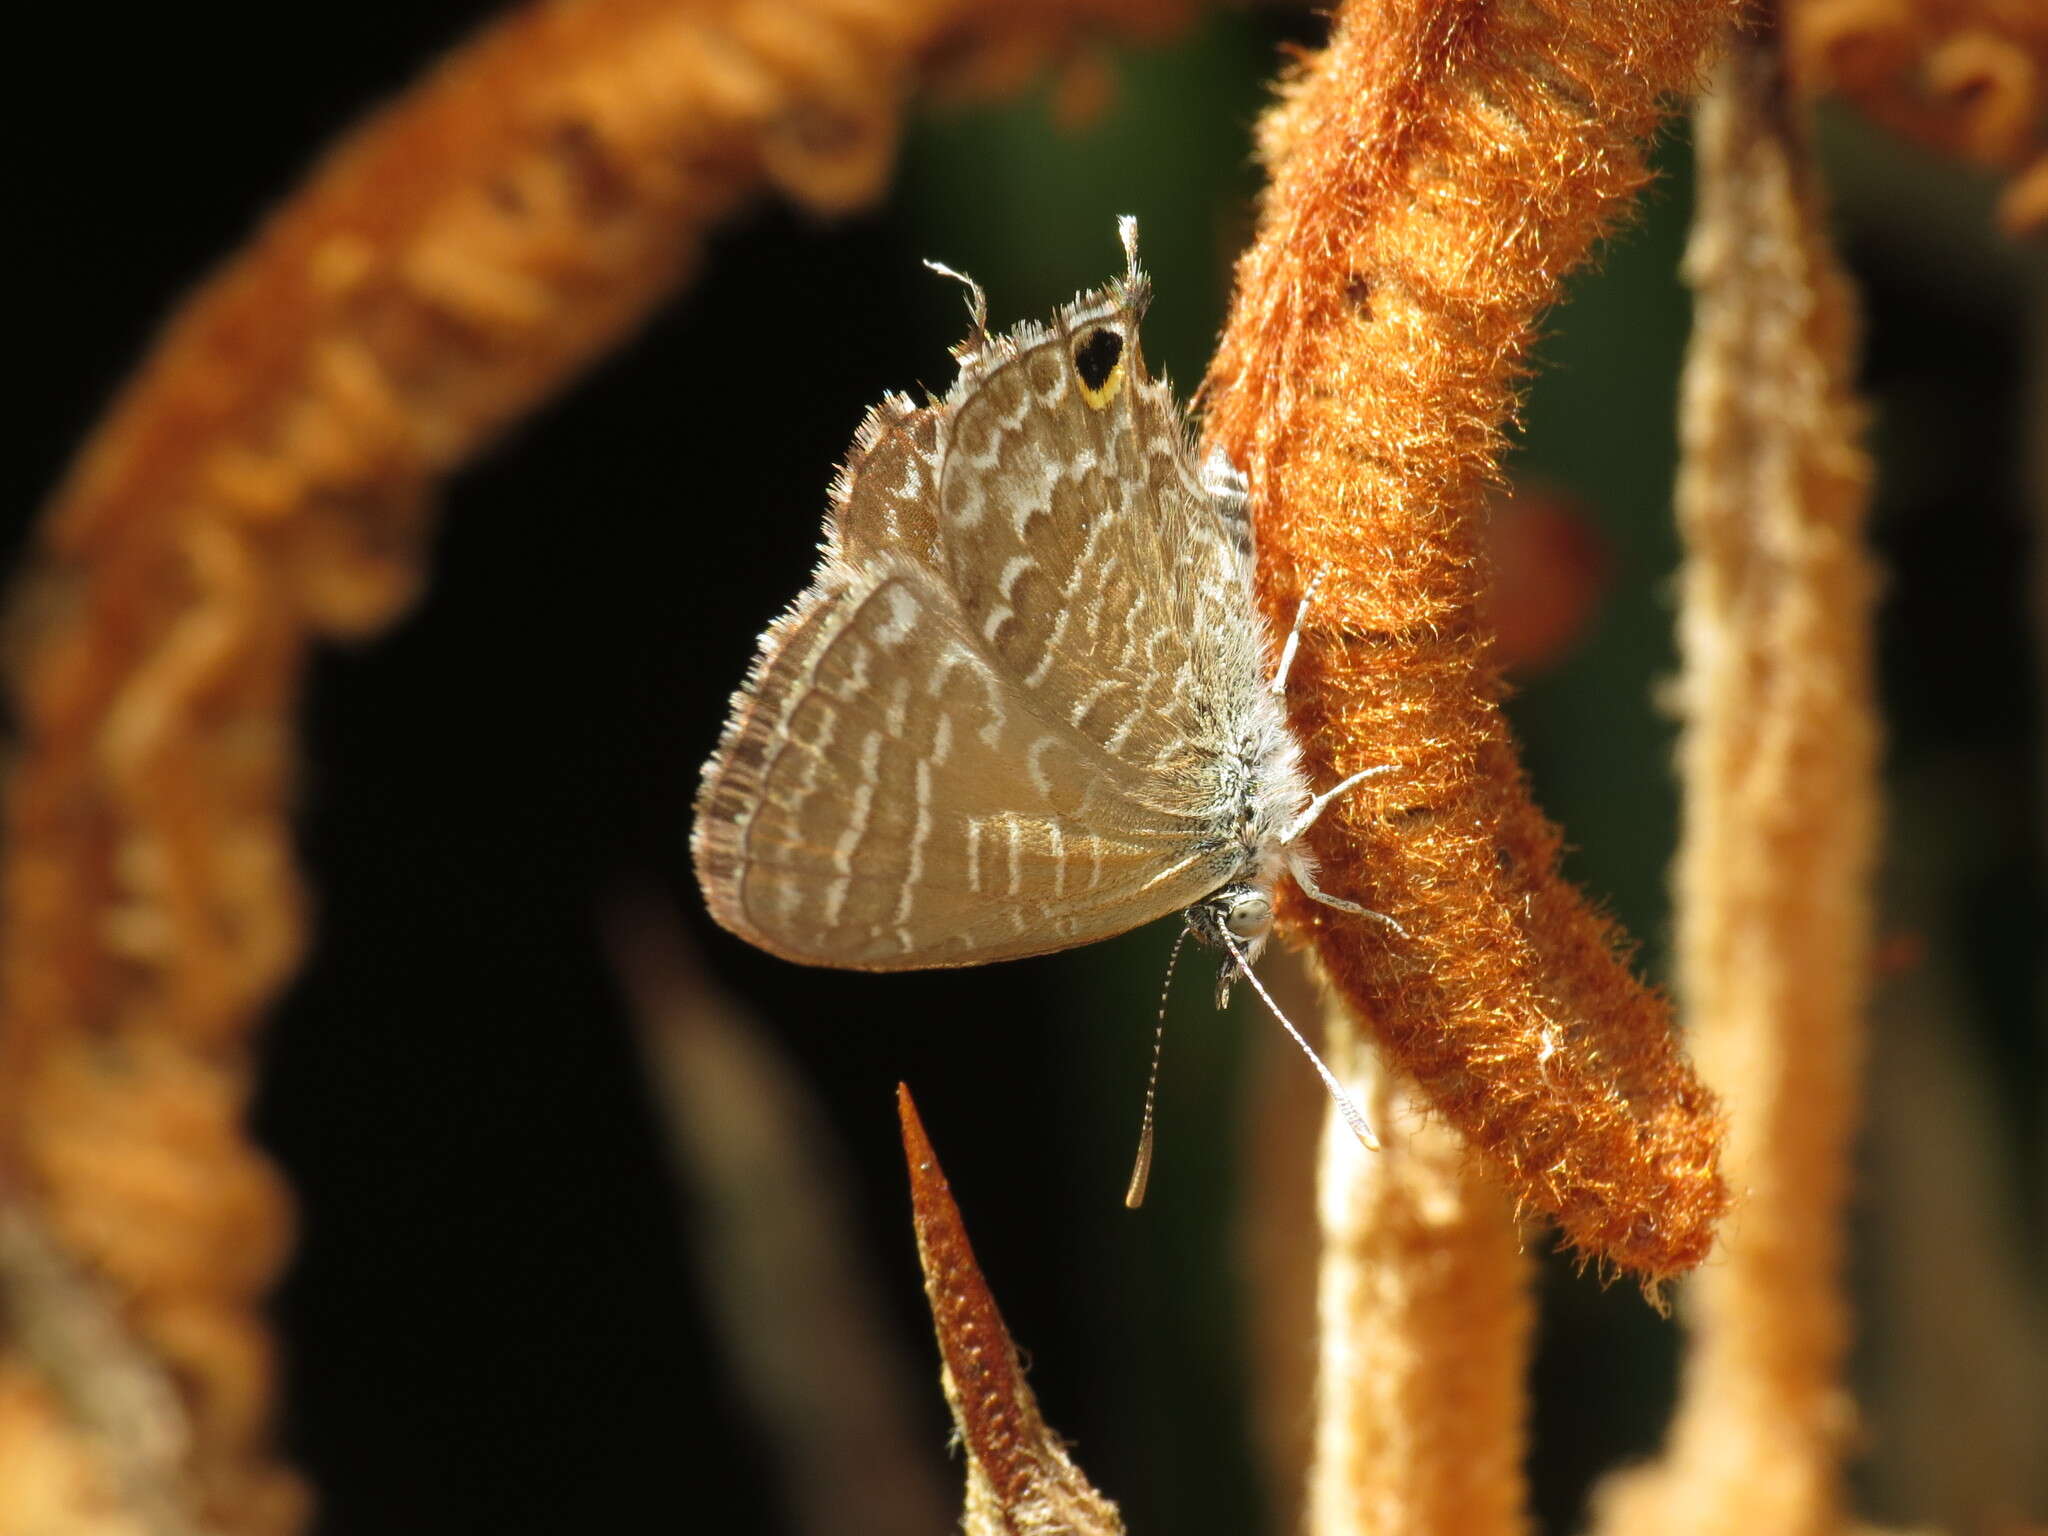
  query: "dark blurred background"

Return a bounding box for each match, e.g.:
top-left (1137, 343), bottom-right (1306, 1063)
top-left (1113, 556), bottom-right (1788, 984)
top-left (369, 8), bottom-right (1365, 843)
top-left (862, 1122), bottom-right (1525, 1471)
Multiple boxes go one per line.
top-left (11, 7), bottom-right (2042, 1534)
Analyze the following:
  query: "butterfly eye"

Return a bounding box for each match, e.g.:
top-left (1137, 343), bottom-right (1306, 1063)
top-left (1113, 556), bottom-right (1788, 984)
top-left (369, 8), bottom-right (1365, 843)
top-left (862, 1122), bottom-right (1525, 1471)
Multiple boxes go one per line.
top-left (1073, 326), bottom-right (1125, 407)
top-left (1224, 891), bottom-right (1272, 940)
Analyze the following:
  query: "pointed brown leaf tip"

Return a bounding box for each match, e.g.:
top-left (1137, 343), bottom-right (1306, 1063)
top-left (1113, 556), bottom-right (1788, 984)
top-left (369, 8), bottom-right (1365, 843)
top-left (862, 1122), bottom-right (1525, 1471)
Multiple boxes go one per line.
top-left (897, 1088), bottom-right (1122, 1536)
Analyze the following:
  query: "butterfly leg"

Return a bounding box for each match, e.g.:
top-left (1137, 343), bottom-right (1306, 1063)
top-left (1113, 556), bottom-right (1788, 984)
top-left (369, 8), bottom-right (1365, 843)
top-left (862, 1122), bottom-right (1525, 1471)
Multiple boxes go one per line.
top-left (1288, 854), bottom-right (1411, 938)
top-left (1269, 569), bottom-right (1327, 697)
top-left (1286, 764), bottom-right (1395, 842)
top-left (1285, 767), bottom-right (1409, 938)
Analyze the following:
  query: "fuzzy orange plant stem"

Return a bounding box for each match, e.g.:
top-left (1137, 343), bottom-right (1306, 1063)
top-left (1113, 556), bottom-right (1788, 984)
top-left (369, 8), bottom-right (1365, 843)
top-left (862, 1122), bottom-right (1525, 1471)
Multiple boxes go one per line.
top-left (0, 2), bottom-right (1195, 1529)
top-left (1307, 999), bottom-right (1532, 1536)
top-left (1204, 0), bottom-right (1739, 1282)
top-left (1595, 20), bottom-right (1880, 1536)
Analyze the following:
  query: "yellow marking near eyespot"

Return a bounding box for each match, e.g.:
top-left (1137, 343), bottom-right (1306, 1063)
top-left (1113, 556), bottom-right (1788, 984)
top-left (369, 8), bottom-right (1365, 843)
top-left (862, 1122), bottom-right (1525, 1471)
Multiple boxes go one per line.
top-left (1076, 357), bottom-right (1125, 411)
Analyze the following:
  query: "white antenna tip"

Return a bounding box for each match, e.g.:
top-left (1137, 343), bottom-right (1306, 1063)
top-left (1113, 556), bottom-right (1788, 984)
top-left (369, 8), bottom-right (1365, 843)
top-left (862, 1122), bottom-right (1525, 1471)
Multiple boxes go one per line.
top-left (1123, 1130), bottom-right (1154, 1209)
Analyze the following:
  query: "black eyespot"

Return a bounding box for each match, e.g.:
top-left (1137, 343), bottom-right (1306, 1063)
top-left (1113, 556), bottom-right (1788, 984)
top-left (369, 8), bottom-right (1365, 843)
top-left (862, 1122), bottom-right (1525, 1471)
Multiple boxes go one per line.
top-left (1073, 327), bottom-right (1123, 392)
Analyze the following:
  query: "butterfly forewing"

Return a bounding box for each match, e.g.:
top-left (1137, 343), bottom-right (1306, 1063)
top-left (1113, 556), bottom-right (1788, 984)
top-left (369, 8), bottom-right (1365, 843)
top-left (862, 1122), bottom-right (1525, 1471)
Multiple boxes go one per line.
top-left (933, 300), bottom-right (1257, 808)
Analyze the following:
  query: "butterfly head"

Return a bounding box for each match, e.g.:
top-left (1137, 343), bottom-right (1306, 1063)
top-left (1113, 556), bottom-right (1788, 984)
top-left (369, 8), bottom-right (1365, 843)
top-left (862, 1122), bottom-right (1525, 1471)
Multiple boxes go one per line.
top-left (1185, 881), bottom-right (1276, 1008)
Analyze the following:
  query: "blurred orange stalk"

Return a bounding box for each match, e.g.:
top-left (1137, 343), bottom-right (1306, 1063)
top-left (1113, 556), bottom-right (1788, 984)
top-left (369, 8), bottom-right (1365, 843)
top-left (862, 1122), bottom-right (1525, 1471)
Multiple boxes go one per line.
top-left (1787, 0), bottom-right (2048, 235)
top-left (1597, 17), bottom-right (1882, 1535)
top-left (1305, 997), bottom-right (1534, 1536)
top-left (0, 2), bottom-right (1192, 1529)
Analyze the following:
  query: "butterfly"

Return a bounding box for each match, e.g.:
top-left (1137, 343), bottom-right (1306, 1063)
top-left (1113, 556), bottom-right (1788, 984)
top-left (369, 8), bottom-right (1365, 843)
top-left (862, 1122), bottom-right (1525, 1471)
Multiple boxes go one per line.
top-left (692, 221), bottom-right (1386, 1182)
